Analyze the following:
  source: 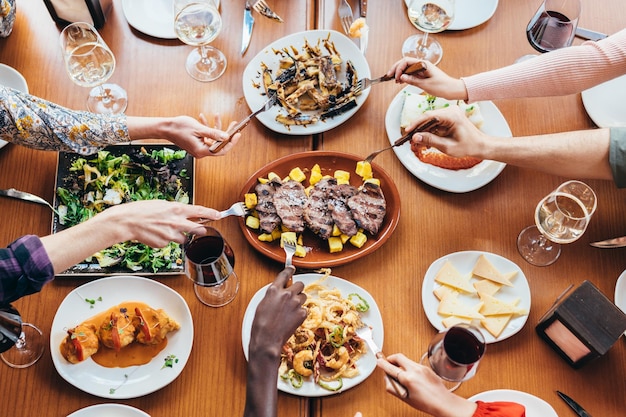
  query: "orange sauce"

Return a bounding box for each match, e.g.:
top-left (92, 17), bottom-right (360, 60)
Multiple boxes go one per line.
top-left (60, 301), bottom-right (169, 368)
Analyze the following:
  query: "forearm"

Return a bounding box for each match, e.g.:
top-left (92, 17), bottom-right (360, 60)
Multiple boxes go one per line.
top-left (243, 351), bottom-right (280, 417)
top-left (127, 116), bottom-right (172, 140)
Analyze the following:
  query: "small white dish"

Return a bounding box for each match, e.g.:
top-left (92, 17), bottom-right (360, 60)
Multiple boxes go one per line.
top-left (51, 276), bottom-right (193, 399)
top-left (581, 75), bottom-right (626, 128)
top-left (121, 0), bottom-right (177, 39)
top-left (241, 273), bottom-right (383, 397)
top-left (615, 269), bottom-right (626, 335)
top-left (421, 251), bottom-right (531, 344)
top-left (67, 403), bottom-right (150, 417)
top-left (468, 389), bottom-right (558, 417)
top-left (385, 85), bottom-right (509, 193)
top-left (404, 0), bottom-right (499, 31)
top-left (0, 63), bottom-right (29, 150)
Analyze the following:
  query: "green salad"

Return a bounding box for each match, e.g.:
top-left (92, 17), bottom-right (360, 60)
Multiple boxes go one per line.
top-left (56, 146), bottom-right (191, 273)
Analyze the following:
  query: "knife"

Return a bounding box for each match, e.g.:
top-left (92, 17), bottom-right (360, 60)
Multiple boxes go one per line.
top-left (359, 0), bottom-right (368, 54)
top-left (589, 235), bottom-right (626, 248)
top-left (0, 188), bottom-right (53, 208)
top-left (557, 391), bottom-right (593, 417)
top-left (241, 1), bottom-right (255, 56)
top-left (575, 27), bottom-right (608, 41)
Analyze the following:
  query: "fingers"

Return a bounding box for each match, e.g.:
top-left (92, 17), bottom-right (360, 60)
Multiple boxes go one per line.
top-left (272, 267), bottom-right (296, 289)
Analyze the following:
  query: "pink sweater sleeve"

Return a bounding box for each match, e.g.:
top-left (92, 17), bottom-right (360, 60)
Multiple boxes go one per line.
top-left (462, 28), bottom-right (626, 103)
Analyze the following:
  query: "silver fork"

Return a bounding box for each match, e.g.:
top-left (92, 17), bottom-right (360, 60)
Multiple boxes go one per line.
top-left (252, 0), bottom-right (283, 22)
top-left (282, 237), bottom-right (297, 269)
top-left (364, 117), bottom-right (440, 164)
top-left (338, 0), bottom-right (354, 35)
top-left (198, 202), bottom-right (249, 224)
top-left (209, 94), bottom-right (277, 153)
top-left (354, 61), bottom-right (428, 95)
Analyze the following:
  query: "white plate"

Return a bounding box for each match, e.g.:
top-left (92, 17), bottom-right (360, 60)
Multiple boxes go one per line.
top-left (241, 273), bottom-right (383, 397)
top-left (385, 85), bottom-right (509, 193)
top-left (615, 269), bottom-right (626, 335)
top-left (0, 63), bottom-right (29, 150)
top-left (121, 0), bottom-right (177, 39)
top-left (421, 251), bottom-right (531, 344)
top-left (468, 389), bottom-right (558, 417)
top-left (404, 0), bottom-right (499, 31)
top-left (581, 75), bottom-right (626, 128)
top-left (67, 403), bottom-right (150, 417)
top-left (242, 29), bottom-right (371, 135)
top-left (51, 276), bottom-right (193, 399)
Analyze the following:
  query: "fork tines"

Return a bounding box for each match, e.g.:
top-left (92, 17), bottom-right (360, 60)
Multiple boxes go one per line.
top-left (253, 0), bottom-right (283, 22)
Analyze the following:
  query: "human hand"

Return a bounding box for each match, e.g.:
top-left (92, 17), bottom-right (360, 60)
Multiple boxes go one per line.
top-left (377, 353), bottom-right (476, 417)
top-left (386, 57), bottom-right (468, 101)
top-left (168, 114), bottom-right (241, 158)
top-left (408, 106), bottom-right (490, 160)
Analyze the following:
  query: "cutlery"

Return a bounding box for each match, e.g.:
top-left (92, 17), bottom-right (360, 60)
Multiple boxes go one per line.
top-left (359, 0), bottom-right (368, 54)
top-left (355, 61), bottom-right (427, 94)
top-left (282, 237), bottom-right (297, 269)
top-left (241, 1), bottom-right (255, 56)
top-left (338, 0), bottom-right (354, 35)
top-left (363, 117), bottom-right (439, 163)
top-left (252, 0), bottom-right (283, 23)
top-left (209, 94), bottom-right (277, 153)
top-left (0, 188), bottom-right (56, 211)
top-left (589, 235), bottom-right (626, 248)
top-left (575, 27), bottom-right (608, 41)
top-left (198, 202), bottom-right (250, 224)
top-left (355, 325), bottom-right (408, 398)
top-left (557, 391), bottom-right (593, 417)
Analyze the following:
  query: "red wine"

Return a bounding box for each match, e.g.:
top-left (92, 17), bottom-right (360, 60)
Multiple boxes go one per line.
top-left (185, 235), bottom-right (235, 286)
top-left (444, 326), bottom-right (486, 364)
top-left (526, 10), bottom-right (576, 53)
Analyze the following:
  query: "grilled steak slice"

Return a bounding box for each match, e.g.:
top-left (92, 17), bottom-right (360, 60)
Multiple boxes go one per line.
top-left (347, 182), bottom-right (386, 235)
top-left (328, 184), bottom-right (358, 237)
top-left (254, 179), bottom-right (282, 234)
top-left (273, 180), bottom-right (307, 233)
top-left (304, 177), bottom-right (336, 240)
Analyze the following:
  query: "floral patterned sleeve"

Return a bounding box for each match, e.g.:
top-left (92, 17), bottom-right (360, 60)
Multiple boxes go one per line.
top-left (0, 85), bottom-right (130, 155)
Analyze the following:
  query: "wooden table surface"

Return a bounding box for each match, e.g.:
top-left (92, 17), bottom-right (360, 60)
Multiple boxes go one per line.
top-left (1, 1), bottom-right (624, 416)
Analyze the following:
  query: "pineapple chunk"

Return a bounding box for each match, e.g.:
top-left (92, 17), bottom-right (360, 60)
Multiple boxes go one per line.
top-left (295, 244), bottom-right (307, 258)
top-left (271, 228), bottom-right (282, 241)
top-left (281, 231), bottom-right (297, 248)
top-left (331, 224), bottom-right (342, 236)
top-left (328, 236), bottom-right (344, 253)
top-left (267, 171), bottom-right (281, 182)
top-left (356, 161), bottom-right (373, 180)
top-left (334, 170), bottom-right (350, 184)
top-left (258, 177), bottom-right (269, 184)
top-left (309, 164), bottom-right (322, 185)
top-left (364, 178), bottom-right (380, 186)
top-left (340, 233), bottom-right (351, 244)
top-left (245, 215), bottom-right (260, 229)
top-left (258, 233), bottom-right (274, 242)
top-left (244, 193), bottom-right (257, 209)
top-left (289, 167), bottom-right (307, 183)
top-left (349, 231), bottom-right (368, 248)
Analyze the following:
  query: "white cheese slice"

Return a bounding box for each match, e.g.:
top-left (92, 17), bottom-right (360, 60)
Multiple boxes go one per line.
top-left (437, 293), bottom-right (484, 319)
top-left (433, 284), bottom-right (459, 301)
top-left (473, 279), bottom-right (502, 296)
top-left (480, 314), bottom-right (513, 338)
top-left (434, 261), bottom-right (477, 294)
top-left (441, 315), bottom-right (473, 328)
top-left (478, 292), bottom-right (528, 316)
top-left (471, 255), bottom-right (514, 286)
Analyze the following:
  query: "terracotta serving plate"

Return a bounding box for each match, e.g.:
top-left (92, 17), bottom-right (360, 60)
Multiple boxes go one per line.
top-left (238, 151), bottom-right (401, 268)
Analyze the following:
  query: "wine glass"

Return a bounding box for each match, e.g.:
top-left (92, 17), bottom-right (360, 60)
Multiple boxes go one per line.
top-left (0, 304), bottom-right (45, 368)
top-left (402, 0), bottom-right (455, 65)
top-left (517, 180), bottom-right (596, 267)
top-left (518, 0), bottom-right (581, 62)
top-left (59, 22), bottom-right (128, 114)
top-left (174, 0), bottom-right (226, 82)
top-left (420, 323), bottom-right (486, 391)
top-left (184, 227), bottom-right (239, 307)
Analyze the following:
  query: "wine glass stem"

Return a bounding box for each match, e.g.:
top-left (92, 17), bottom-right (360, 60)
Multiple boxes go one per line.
top-left (14, 332), bottom-right (26, 349)
top-left (98, 85), bottom-right (112, 106)
top-left (199, 45), bottom-right (210, 65)
top-left (420, 32), bottom-right (430, 48)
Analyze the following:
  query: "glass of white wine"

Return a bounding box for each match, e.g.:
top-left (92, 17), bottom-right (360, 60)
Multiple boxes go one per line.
top-left (517, 180), bottom-right (597, 266)
top-left (59, 22), bottom-right (128, 114)
top-left (174, 0), bottom-right (226, 82)
top-left (402, 0), bottom-right (455, 65)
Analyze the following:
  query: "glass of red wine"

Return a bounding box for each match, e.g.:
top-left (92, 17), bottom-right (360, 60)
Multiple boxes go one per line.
top-left (184, 227), bottom-right (239, 307)
top-left (0, 304), bottom-right (45, 368)
top-left (519, 0), bottom-right (580, 61)
top-left (420, 323), bottom-right (486, 391)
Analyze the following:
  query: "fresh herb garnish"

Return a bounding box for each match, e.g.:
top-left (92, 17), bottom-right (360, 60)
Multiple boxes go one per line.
top-left (85, 296), bottom-right (103, 308)
top-left (162, 354), bottom-right (179, 369)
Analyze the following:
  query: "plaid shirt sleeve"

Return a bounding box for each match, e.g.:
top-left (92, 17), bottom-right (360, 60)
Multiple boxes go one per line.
top-left (0, 235), bottom-right (55, 305)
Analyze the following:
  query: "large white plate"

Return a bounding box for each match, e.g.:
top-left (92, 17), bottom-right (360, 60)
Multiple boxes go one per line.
top-left (242, 29), bottom-right (371, 135)
top-left (121, 0), bottom-right (177, 39)
top-left (241, 273), bottom-right (383, 397)
top-left (615, 269), bottom-right (626, 335)
top-left (421, 251), bottom-right (531, 344)
top-left (468, 389), bottom-right (558, 417)
top-left (0, 63), bottom-right (29, 150)
top-left (67, 403), bottom-right (150, 417)
top-left (51, 276), bottom-right (193, 399)
top-left (581, 75), bottom-right (626, 128)
top-left (404, 0), bottom-right (499, 30)
top-left (385, 85), bottom-right (509, 193)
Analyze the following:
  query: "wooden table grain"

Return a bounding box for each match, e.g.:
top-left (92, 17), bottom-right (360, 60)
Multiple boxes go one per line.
top-left (1, 0), bottom-right (625, 417)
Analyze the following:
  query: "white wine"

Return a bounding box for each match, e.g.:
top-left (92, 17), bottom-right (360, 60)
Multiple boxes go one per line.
top-left (408, 0), bottom-right (454, 33)
top-left (65, 43), bottom-right (115, 88)
top-left (174, 4), bottom-right (222, 46)
top-left (535, 192), bottom-right (589, 244)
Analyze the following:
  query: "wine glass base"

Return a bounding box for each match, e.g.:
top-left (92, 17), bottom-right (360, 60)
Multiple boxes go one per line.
top-left (517, 225), bottom-right (561, 267)
top-left (419, 352), bottom-right (462, 391)
top-left (1, 323), bottom-right (45, 368)
top-left (87, 84), bottom-right (128, 115)
top-left (194, 274), bottom-right (239, 307)
top-left (186, 46), bottom-right (227, 82)
top-left (402, 34), bottom-right (443, 65)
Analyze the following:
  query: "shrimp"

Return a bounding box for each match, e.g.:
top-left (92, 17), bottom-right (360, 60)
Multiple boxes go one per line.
top-left (302, 305), bottom-right (322, 329)
top-left (325, 346), bottom-right (349, 370)
top-left (293, 350), bottom-right (314, 377)
top-left (293, 328), bottom-right (315, 350)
